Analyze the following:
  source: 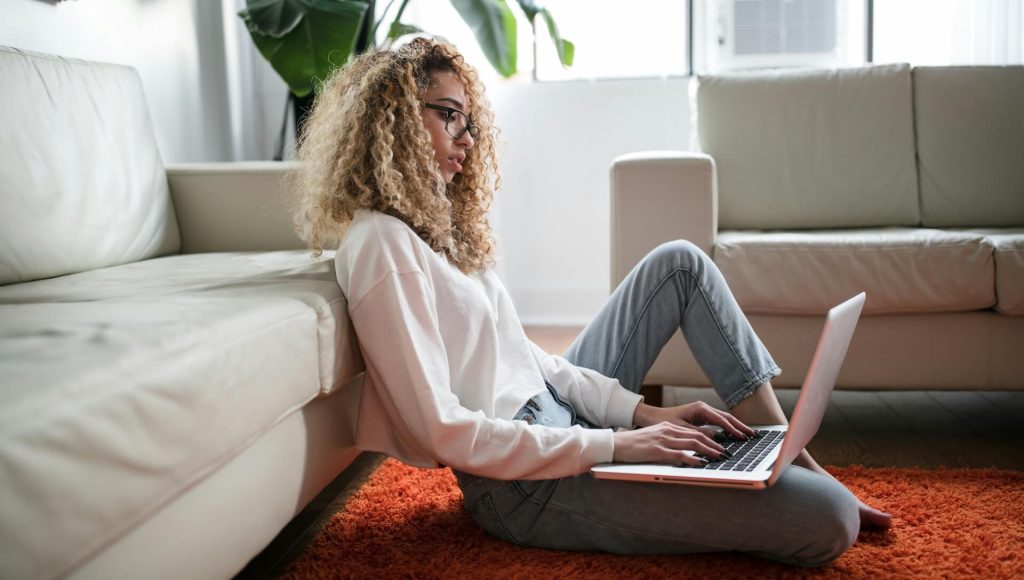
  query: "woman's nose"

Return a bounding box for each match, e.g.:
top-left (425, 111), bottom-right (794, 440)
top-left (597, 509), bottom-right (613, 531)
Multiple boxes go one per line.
top-left (456, 130), bottom-right (475, 149)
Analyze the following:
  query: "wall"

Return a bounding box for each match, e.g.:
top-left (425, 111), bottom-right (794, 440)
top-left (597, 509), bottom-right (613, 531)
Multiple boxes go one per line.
top-left (0, 0), bottom-right (233, 164)
top-left (490, 77), bottom-right (694, 325)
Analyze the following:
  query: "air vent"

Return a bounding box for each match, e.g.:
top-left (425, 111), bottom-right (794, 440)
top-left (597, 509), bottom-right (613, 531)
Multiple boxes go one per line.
top-left (733, 0), bottom-right (837, 56)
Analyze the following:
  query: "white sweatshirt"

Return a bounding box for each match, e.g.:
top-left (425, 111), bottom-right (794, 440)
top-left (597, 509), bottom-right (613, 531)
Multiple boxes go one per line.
top-left (334, 209), bottom-right (643, 480)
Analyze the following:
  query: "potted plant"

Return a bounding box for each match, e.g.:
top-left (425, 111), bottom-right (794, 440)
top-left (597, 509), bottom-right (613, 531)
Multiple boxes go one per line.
top-left (239, 0), bottom-right (573, 159)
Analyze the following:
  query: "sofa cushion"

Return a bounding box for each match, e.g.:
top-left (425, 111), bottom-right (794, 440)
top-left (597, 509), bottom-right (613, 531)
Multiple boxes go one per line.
top-left (959, 229), bottom-right (1024, 315)
top-left (713, 229), bottom-right (995, 315)
top-left (0, 250), bottom-right (361, 396)
top-left (0, 251), bottom-right (362, 579)
top-left (696, 63), bottom-right (920, 230)
top-left (914, 66), bottom-right (1024, 227)
top-left (991, 231), bottom-right (1024, 316)
top-left (0, 46), bottom-right (180, 286)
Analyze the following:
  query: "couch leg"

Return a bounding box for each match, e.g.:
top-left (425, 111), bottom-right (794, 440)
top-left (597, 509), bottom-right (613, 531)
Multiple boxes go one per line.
top-left (640, 384), bottom-right (664, 407)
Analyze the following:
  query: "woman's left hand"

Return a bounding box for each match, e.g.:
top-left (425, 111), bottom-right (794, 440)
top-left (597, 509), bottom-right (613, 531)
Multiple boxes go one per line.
top-left (632, 401), bottom-right (757, 440)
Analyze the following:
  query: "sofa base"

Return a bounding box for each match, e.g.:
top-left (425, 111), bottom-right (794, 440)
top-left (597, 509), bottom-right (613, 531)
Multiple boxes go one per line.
top-left (68, 377), bottom-right (364, 580)
top-left (645, 312), bottom-right (1024, 391)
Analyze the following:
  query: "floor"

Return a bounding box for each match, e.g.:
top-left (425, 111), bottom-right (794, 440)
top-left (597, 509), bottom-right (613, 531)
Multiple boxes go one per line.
top-left (236, 325), bottom-right (1024, 578)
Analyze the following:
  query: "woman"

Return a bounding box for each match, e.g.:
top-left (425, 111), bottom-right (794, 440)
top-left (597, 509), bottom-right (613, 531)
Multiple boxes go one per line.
top-left (291, 37), bottom-right (890, 567)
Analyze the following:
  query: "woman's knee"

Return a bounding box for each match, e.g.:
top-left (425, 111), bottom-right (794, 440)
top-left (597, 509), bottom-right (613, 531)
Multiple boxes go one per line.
top-left (790, 477), bottom-right (860, 567)
top-left (757, 468), bottom-right (859, 567)
top-left (643, 239), bottom-right (709, 273)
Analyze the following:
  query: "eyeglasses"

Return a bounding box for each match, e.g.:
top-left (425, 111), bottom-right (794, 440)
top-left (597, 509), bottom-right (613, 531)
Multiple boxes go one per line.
top-left (423, 103), bottom-right (480, 140)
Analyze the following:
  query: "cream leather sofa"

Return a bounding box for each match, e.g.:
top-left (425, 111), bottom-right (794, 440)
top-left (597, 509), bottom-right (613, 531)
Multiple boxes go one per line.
top-left (0, 47), bottom-right (365, 579)
top-left (612, 63), bottom-right (1024, 393)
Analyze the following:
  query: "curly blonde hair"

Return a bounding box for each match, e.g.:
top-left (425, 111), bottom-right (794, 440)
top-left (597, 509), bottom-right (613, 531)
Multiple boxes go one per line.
top-left (289, 37), bottom-right (499, 274)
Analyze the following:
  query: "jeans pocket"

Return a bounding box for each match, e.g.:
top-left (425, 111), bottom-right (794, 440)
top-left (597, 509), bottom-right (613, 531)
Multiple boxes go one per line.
top-left (466, 492), bottom-right (519, 545)
top-left (511, 478), bottom-right (562, 508)
top-left (512, 479), bottom-right (543, 499)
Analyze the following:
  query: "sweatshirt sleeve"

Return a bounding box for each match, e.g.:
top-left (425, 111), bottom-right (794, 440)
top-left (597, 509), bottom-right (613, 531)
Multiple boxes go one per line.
top-left (348, 269), bottom-right (616, 480)
top-left (528, 341), bottom-right (643, 429)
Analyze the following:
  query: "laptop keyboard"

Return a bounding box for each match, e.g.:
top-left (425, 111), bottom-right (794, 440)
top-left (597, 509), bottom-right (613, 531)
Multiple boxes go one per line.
top-left (695, 429), bottom-right (784, 472)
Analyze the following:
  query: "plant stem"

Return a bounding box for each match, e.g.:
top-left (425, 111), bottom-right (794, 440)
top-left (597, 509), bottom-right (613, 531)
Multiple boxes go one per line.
top-left (355, 0), bottom-right (376, 53)
top-left (371, 0), bottom-right (410, 48)
top-left (531, 17), bottom-right (538, 82)
top-left (393, 0), bottom-right (411, 26)
top-left (370, 0), bottom-right (397, 41)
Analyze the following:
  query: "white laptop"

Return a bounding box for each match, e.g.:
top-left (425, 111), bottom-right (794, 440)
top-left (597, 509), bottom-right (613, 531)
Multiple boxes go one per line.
top-left (591, 292), bottom-right (866, 490)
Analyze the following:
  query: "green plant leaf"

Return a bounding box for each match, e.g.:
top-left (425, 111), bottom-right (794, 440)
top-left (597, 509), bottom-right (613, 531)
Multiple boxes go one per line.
top-left (242, 0), bottom-right (309, 38)
top-left (515, 0), bottom-right (541, 22)
top-left (451, 0), bottom-right (517, 78)
top-left (241, 0), bottom-right (370, 97)
top-left (387, 22), bottom-right (424, 40)
top-left (512, 1), bottom-right (574, 68)
top-left (540, 8), bottom-right (573, 67)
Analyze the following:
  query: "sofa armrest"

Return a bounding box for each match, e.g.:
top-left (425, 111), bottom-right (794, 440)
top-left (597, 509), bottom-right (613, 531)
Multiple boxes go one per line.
top-left (166, 162), bottom-right (306, 253)
top-left (610, 151), bottom-right (718, 289)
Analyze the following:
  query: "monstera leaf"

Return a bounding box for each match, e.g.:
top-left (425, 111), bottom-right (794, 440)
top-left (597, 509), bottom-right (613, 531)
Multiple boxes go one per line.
top-left (240, 0), bottom-right (369, 98)
top-left (243, 0), bottom-right (309, 36)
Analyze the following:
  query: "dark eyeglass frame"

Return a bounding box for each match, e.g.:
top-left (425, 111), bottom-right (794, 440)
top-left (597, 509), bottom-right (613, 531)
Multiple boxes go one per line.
top-left (423, 103), bottom-right (480, 140)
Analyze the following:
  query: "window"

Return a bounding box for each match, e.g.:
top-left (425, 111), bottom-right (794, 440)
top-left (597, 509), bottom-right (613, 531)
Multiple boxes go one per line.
top-left (693, 0), bottom-right (868, 73)
top-left (534, 1), bottom-right (690, 80)
top-left (401, 0), bottom-right (1021, 82)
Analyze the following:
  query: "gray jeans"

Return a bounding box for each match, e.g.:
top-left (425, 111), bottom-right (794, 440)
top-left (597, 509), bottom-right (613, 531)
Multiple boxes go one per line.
top-left (453, 241), bottom-right (860, 567)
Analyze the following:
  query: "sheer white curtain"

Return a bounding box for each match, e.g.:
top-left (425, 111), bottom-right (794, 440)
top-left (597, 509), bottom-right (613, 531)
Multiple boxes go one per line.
top-left (220, 0), bottom-right (292, 161)
top-left (956, 0), bottom-right (1024, 64)
top-left (874, 0), bottom-right (1024, 65)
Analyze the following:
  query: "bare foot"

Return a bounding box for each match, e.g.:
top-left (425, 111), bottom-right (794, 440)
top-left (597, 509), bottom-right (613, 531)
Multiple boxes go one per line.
top-left (795, 450), bottom-right (892, 530)
top-left (857, 499), bottom-right (893, 530)
top-left (730, 383), bottom-right (892, 531)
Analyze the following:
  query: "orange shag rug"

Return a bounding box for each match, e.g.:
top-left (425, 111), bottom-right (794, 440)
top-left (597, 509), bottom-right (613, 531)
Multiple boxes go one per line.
top-left (283, 459), bottom-right (1024, 578)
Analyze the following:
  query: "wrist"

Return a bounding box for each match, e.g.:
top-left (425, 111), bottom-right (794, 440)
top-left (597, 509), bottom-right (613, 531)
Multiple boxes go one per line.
top-left (632, 402), bottom-right (660, 427)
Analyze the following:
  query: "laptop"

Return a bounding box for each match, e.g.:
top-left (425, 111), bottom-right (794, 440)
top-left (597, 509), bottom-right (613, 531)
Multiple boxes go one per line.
top-left (591, 292), bottom-right (866, 490)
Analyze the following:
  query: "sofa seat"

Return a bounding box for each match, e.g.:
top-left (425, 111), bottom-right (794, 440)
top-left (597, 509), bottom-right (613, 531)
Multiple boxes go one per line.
top-left (957, 229), bottom-right (1024, 315)
top-left (0, 250), bottom-right (361, 579)
top-left (714, 228), bottom-right (1000, 315)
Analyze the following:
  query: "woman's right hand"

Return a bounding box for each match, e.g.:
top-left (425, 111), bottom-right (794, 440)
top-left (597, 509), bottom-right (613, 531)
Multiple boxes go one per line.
top-left (612, 422), bottom-right (729, 466)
